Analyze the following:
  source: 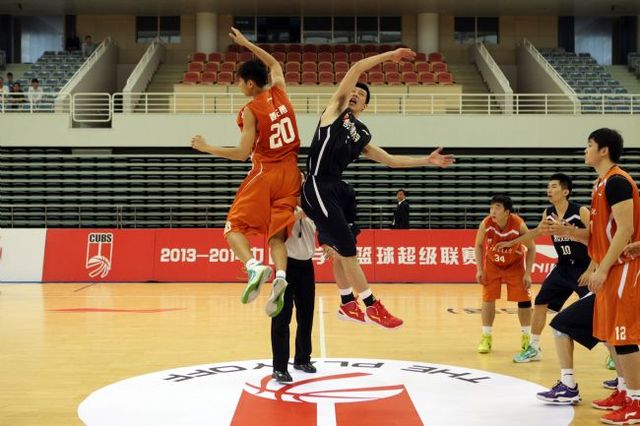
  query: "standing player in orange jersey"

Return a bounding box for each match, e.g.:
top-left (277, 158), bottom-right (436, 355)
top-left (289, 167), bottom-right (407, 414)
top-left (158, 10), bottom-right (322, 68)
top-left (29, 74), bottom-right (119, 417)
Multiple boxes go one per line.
top-left (192, 28), bottom-right (301, 318)
top-left (474, 195), bottom-right (536, 354)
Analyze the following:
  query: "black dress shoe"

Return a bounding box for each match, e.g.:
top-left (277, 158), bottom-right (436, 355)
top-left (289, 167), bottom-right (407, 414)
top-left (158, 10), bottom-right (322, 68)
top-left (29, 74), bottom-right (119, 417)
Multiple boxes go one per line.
top-left (293, 362), bottom-right (317, 373)
top-left (272, 370), bottom-right (292, 383)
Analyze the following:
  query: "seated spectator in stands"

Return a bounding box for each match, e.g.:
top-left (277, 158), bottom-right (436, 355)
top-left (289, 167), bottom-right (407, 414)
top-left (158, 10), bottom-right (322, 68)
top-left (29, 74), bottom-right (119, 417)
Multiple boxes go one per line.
top-left (81, 35), bottom-right (96, 57)
top-left (28, 78), bottom-right (43, 110)
top-left (6, 72), bottom-right (16, 91)
top-left (8, 82), bottom-right (25, 110)
top-left (66, 31), bottom-right (80, 51)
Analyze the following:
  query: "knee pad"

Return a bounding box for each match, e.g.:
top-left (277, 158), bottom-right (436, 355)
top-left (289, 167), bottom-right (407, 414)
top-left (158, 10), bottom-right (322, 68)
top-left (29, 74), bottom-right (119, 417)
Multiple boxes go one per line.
top-left (615, 345), bottom-right (639, 355)
top-left (518, 301), bottom-right (532, 309)
top-left (552, 327), bottom-right (570, 338)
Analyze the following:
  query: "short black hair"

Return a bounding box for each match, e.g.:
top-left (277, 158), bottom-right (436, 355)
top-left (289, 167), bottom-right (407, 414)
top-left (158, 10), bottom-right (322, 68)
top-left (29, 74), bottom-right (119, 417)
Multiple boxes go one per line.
top-left (237, 59), bottom-right (269, 88)
top-left (31, 78), bottom-right (39, 83)
top-left (589, 128), bottom-right (623, 163)
top-left (7, 72), bottom-right (13, 77)
top-left (396, 189), bottom-right (406, 195)
top-left (490, 194), bottom-right (514, 212)
top-left (355, 81), bottom-right (370, 104)
top-left (549, 173), bottom-right (573, 196)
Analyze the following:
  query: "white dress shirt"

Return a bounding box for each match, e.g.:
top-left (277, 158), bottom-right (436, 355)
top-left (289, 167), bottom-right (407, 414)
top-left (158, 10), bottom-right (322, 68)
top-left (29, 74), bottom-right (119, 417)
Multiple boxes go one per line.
top-left (286, 208), bottom-right (316, 261)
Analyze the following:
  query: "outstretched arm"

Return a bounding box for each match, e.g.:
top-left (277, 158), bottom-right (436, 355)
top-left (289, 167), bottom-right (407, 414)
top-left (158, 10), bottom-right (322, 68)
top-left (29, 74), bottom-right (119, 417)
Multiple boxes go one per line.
top-left (362, 143), bottom-right (454, 168)
top-left (191, 108), bottom-right (256, 161)
top-left (320, 48), bottom-right (416, 126)
top-left (229, 27), bottom-right (285, 89)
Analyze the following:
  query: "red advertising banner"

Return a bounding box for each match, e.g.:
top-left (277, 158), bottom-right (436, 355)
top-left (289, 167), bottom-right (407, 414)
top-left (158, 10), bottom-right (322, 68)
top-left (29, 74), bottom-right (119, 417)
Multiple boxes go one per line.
top-left (40, 229), bottom-right (560, 283)
top-left (42, 229), bottom-right (156, 282)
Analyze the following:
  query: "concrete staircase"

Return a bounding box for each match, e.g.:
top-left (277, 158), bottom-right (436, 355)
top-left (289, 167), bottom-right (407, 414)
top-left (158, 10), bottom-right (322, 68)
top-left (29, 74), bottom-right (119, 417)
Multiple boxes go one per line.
top-left (447, 64), bottom-right (498, 113)
top-left (605, 65), bottom-right (640, 94)
top-left (134, 63), bottom-right (185, 112)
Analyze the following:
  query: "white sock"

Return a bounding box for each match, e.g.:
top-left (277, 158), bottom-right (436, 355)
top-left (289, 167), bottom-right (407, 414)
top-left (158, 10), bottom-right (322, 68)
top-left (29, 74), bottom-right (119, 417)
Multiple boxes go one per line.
top-left (339, 287), bottom-right (353, 296)
top-left (560, 369), bottom-right (576, 388)
top-left (275, 270), bottom-right (286, 280)
top-left (245, 258), bottom-right (260, 269)
top-left (531, 334), bottom-right (541, 349)
top-left (627, 388), bottom-right (640, 400)
top-left (618, 377), bottom-right (627, 392)
top-left (482, 326), bottom-right (493, 335)
top-left (359, 288), bottom-right (372, 300)
top-left (521, 326), bottom-right (532, 335)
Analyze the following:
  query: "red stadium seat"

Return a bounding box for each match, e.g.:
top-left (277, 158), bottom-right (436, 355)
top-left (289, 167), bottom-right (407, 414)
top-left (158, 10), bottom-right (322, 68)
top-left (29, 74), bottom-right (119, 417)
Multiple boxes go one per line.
top-left (431, 62), bottom-right (448, 73)
top-left (182, 71), bottom-right (200, 85)
top-left (358, 72), bottom-right (369, 83)
top-left (200, 71), bottom-right (217, 85)
top-left (383, 62), bottom-right (398, 73)
top-left (415, 52), bottom-right (427, 62)
top-left (238, 52), bottom-right (254, 62)
top-left (349, 52), bottom-right (364, 62)
top-left (302, 52), bottom-right (317, 62)
top-left (287, 52), bottom-right (302, 62)
top-left (318, 71), bottom-right (334, 85)
top-left (188, 62), bottom-right (204, 73)
top-left (418, 72), bottom-right (436, 85)
top-left (402, 71), bottom-right (419, 85)
top-left (273, 44), bottom-right (286, 53)
top-left (335, 61), bottom-right (349, 73)
top-left (223, 52), bottom-right (238, 62)
top-left (379, 44), bottom-right (393, 52)
top-left (335, 71), bottom-right (347, 82)
top-left (364, 52), bottom-right (377, 58)
top-left (220, 62), bottom-right (236, 73)
top-left (429, 52), bottom-right (444, 62)
top-left (369, 71), bottom-right (385, 85)
top-left (257, 44), bottom-right (272, 52)
top-left (318, 44), bottom-right (332, 53)
top-left (436, 72), bottom-right (453, 84)
top-left (217, 71), bottom-right (234, 85)
top-left (302, 62), bottom-right (317, 72)
top-left (334, 44), bottom-right (347, 52)
top-left (399, 62), bottom-right (414, 73)
top-left (349, 44), bottom-right (363, 53)
top-left (318, 61), bottom-right (333, 73)
top-left (285, 71), bottom-right (300, 84)
top-left (227, 44), bottom-right (240, 52)
top-left (285, 62), bottom-right (301, 73)
top-left (204, 62), bottom-right (219, 73)
top-left (301, 71), bottom-right (318, 85)
top-left (415, 61), bottom-right (431, 73)
top-left (302, 44), bottom-right (317, 53)
top-left (318, 51), bottom-right (333, 62)
top-left (192, 52), bottom-right (206, 62)
top-left (386, 71), bottom-right (402, 85)
top-left (363, 44), bottom-right (377, 53)
top-left (367, 63), bottom-right (382, 73)
top-left (288, 44), bottom-right (302, 53)
top-left (208, 52), bottom-right (222, 62)
top-left (334, 52), bottom-right (348, 62)
top-left (272, 52), bottom-right (286, 62)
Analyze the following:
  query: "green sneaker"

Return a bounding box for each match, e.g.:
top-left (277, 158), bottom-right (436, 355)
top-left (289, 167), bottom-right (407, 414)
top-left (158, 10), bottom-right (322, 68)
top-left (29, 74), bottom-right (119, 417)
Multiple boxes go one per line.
top-left (477, 334), bottom-right (492, 354)
top-left (521, 333), bottom-right (531, 351)
top-left (606, 354), bottom-right (616, 370)
top-left (240, 264), bottom-right (272, 304)
top-left (265, 277), bottom-right (288, 317)
top-left (513, 345), bottom-right (542, 363)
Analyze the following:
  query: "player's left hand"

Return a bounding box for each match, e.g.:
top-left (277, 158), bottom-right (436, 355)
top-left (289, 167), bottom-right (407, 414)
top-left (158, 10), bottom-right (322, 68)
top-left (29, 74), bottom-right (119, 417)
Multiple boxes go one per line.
top-left (388, 48), bottom-right (416, 63)
top-left (623, 241), bottom-right (640, 258)
top-left (229, 27), bottom-right (250, 47)
top-left (191, 135), bottom-right (209, 152)
top-left (588, 268), bottom-right (607, 293)
top-left (523, 274), bottom-right (532, 290)
top-left (427, 147), bottom-right (455, 168)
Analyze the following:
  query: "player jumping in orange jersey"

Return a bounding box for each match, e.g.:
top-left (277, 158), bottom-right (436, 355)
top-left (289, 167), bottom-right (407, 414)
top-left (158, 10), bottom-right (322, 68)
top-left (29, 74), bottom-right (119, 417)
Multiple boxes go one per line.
top-left (474, 194), bottom-right (536, 354)
top-left (192, 28), bottom-right (301, 318)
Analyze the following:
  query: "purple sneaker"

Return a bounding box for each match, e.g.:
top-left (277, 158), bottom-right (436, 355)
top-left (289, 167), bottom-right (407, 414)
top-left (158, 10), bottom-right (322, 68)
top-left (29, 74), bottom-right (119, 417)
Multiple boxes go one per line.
top-left (602, 377), bottom-right (618, 390)
top-left (536, 381), bottom-right (581, 405)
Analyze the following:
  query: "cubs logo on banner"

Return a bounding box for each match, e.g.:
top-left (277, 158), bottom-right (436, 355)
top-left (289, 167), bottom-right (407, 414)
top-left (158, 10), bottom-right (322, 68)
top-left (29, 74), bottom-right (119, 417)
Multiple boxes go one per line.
top-left (78, 358), bottom-right (575, 425)
top-left (42, 229), bottom-right (156, 282)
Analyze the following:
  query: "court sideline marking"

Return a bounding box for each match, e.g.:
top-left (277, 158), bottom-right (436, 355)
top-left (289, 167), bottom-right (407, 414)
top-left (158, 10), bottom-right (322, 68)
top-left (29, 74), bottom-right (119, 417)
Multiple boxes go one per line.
top-left (319, 296), bottom-right (327, 358)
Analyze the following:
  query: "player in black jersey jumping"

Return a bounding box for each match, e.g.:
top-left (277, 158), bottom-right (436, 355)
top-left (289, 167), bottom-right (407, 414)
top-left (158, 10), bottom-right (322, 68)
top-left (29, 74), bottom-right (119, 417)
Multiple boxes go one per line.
top-left (495, 173), bottom-right (591, 362)
top-left (301, 47), bottom-right (455, 329)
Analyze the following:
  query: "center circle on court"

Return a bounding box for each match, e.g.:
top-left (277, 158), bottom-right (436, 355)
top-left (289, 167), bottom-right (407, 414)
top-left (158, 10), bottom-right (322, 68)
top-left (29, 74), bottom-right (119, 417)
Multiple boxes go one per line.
top-left (78, 358), bottom-right (574, 426)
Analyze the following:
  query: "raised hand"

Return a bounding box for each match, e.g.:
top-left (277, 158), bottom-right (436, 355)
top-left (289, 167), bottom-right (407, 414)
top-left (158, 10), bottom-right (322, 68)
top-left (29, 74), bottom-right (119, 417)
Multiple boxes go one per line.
top-left (427, 147), bottom-right (455, 168)
top-left (191, 135), bottom-right (209, 153)
top-left (388, 48), bottom-right (416, 63)
top-left (229, 27), bottom-right (250, 47)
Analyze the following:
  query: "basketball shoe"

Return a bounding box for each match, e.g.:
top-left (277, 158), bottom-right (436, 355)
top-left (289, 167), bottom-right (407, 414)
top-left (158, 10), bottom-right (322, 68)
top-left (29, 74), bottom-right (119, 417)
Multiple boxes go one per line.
top-left (477, 334), bottom-right (492, 354)
top-left (241, 263), bottom-right (272, 304)
top-left (600, 398), bottom-right (640, 425)
top-left (513, 344), bottom-right (542, 363)
top-left (536, 381), bottom-right (581, 405)
top-left (603, 378), bottom-right (619, 390)
top-left (593, 390), bottom-right (628, 411)
top-left (337, 300), bottom-right (366, 323)
top-left (265, 277), bottom-right (287, 317)
top-left (365, 300), bottom-right (403, 329)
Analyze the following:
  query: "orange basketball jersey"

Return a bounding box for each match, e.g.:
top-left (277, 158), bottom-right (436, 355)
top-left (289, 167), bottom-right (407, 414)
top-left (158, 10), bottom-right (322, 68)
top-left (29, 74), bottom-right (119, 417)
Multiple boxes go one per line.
top-left (236, 85), bottom-right (300, 164)
top-left (482, 214), bottom-right (526, 267)
top-left (589, 166), bottom-right (640, 264)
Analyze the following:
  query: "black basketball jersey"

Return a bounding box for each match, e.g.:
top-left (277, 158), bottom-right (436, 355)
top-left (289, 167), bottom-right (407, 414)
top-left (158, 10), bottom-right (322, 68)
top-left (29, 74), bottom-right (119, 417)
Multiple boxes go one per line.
top-left (546, 201), bottom-right (589, 265)
top-left (306, 108), bottom-right (372, 179)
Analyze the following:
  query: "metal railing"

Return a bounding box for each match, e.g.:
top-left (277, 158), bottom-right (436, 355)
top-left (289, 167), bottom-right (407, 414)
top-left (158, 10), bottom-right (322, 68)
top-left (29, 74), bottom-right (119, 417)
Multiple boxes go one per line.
top-left (1, 92), bottom-right (639, 118)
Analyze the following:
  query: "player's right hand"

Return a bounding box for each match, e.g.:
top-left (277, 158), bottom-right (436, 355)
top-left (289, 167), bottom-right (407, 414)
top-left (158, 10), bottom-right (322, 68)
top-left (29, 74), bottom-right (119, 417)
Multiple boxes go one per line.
top-left (229, 27), bottom-right (250, 47)
top-left (388, 48), bottom-right (416, 63)
top-left (577, 269), bottom-right (592, 287)
top-left (476, 270), bottom-right (484, 285)
top-left (623, 241), bottom-right (640, 258)
top-left (191, 135), bottom-right (208, 152)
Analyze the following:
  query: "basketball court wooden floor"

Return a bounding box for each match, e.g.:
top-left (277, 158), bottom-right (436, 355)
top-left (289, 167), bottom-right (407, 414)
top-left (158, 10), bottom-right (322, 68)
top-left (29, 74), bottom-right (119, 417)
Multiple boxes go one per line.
top-left (0, 283), bottom-right (614, 425)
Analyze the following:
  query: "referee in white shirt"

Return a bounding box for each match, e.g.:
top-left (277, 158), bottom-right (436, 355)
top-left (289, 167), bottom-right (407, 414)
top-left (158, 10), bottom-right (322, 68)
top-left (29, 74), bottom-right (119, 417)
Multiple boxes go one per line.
top-left (271, 207), bottom-right (317, 383)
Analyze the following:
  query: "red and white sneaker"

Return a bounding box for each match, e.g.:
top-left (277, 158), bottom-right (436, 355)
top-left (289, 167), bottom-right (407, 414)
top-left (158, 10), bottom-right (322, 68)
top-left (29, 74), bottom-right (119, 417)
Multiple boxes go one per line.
top-left (601, 398), bottom-right (640, 425)
top-left (337, 300), bottom-right (366, 324)
top-left (593, 390), bottom-right (628, 411)
top-left (365, 300), bottom-right (403, 329)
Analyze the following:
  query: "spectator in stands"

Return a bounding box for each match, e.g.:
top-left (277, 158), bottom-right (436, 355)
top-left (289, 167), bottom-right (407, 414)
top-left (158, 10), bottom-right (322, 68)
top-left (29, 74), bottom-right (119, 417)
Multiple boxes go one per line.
top-left (81, 35), bottom-right (96, 57)
top-left (28, 78), bottom-right (43, 110)
top-left (392, 189), bottom-right (410, 229)
top-left (66, 31), bottom-right (80, 51)
top-left (6, 72), bottom-right (16, 91)
top-left (8, 81), bottom-right (25, 110)
top-left (0, 77), bottom-right (8, 110)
